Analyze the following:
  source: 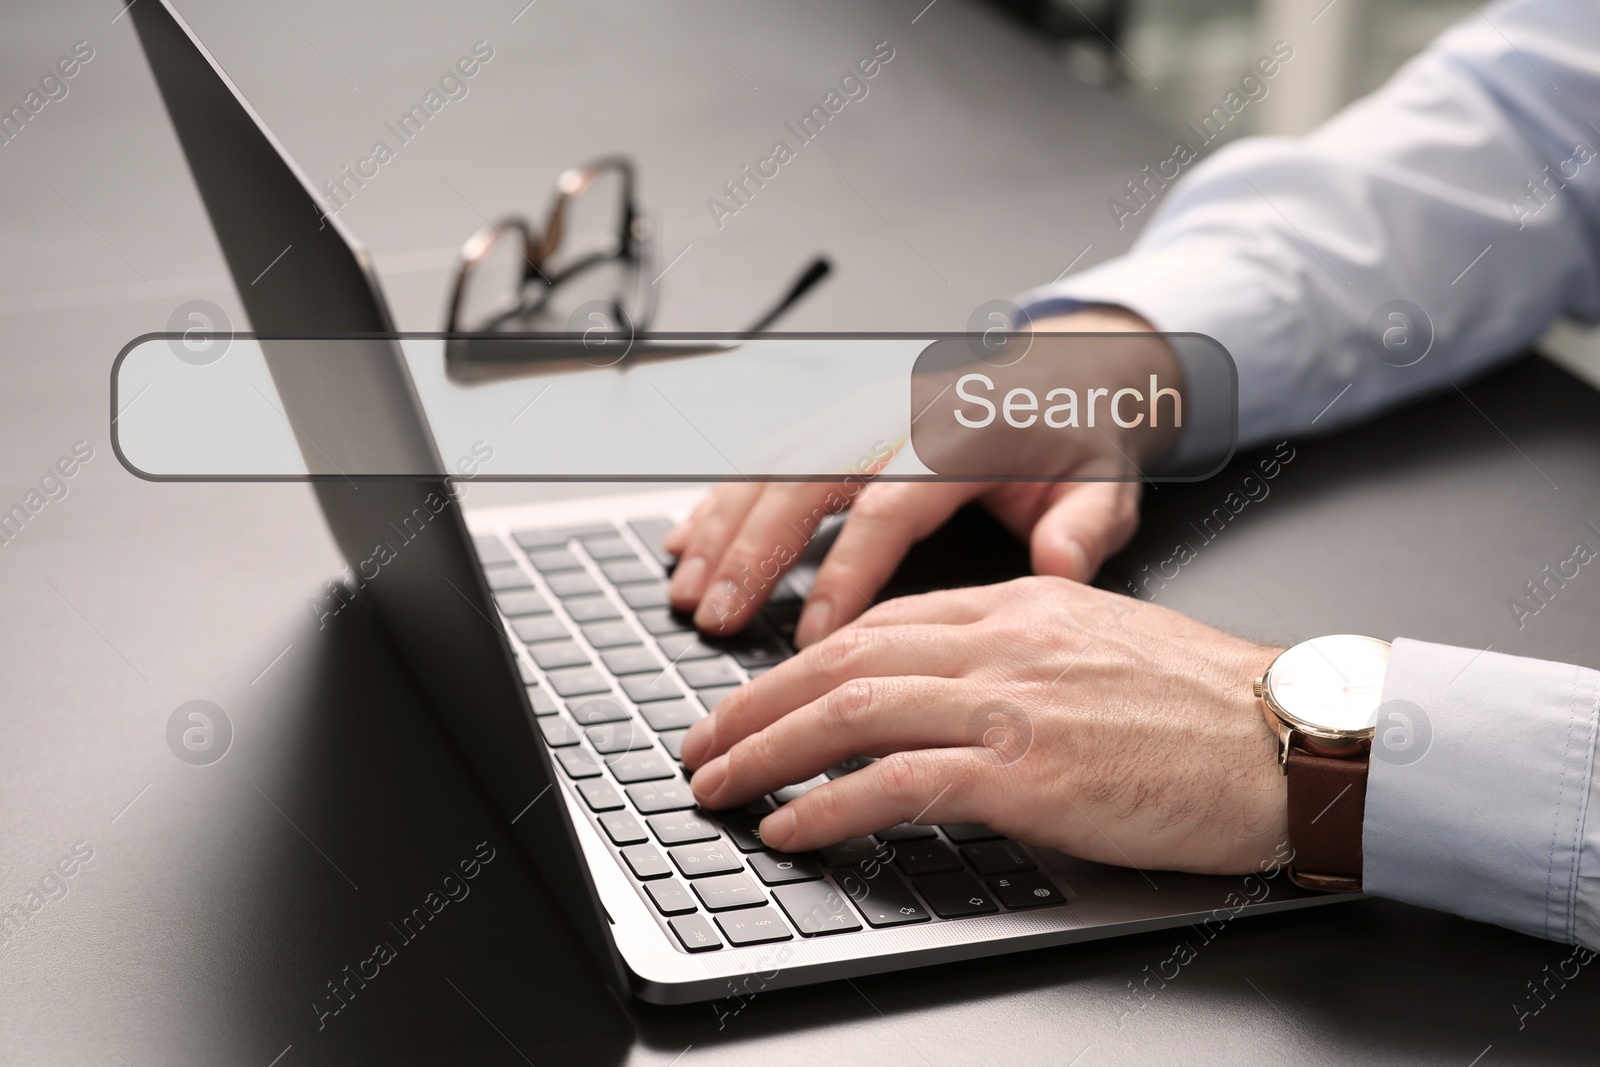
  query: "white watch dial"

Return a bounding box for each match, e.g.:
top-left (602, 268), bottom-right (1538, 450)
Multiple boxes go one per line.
top-left (1265, 634), bottom-right (1390, 736)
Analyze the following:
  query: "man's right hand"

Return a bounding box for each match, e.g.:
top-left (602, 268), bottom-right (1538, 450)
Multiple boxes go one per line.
top-left (663, 307), bottom-right (1174, 644)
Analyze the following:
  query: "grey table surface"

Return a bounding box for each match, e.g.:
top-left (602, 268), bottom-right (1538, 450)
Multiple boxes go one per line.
top-left (3, 0), bottom-right (1599, 1064)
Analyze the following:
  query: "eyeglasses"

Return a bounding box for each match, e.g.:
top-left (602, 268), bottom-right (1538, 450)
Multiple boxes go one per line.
top-left (445, 156), bottom-right (655, 335)
top-left (444, 155), bottom-right (833, 376)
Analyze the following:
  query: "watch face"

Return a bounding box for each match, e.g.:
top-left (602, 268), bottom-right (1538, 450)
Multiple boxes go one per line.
top-left (1265, 634), bottom-right (1390, 737)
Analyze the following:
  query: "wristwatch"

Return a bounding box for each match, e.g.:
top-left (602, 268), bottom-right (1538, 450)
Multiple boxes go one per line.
top-left (1253, 634), bottom-right (1391, 892)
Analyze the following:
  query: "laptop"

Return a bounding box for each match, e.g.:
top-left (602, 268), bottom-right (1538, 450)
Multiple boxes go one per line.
top-left (126, 0), bottom-right (1336, 1004)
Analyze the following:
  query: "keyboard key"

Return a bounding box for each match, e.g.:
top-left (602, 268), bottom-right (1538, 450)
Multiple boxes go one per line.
top-left (598, 811), bottom-right (649, 846)
top-left (524, 685), bottom-right (558, 716)
top-left (892, 840), bottom-right (963, 876)
top-left (581, 620), bottom-right (642, 649)
top-left (638, 699), bottom-right (703, 733)
top-left (645, 879), bottom-right (698, 916)
top-left (874, 823), bottom-right (938, 842)
top-left (649, 810), bottom-right (720, 845)
top-left (669, 913), bottom-right (723, 952)
top-left (621, 583), bottom-right (671, 610)
top-left (692, 873), bottom-right (766, 911)
top-left (761, 600), bottom-right (803, 642)
top-left (600, 646), bottom-right (663, 676)
top-left (772, 881), bottom-right (862, 936)
top-left (547, 572), bottom-right (602, 598)
top-left (771, 776), bottom-right (828, 805)
top-left (825, 755), bottom-right (876, 779)
top-left (586, 720), bottom-right (653, 754)
top-left (721, 818), bottom-right (766, 852)
top-left (679, 658), bottom-right (742, 690)
top-left (915, 872), bottom-right (999, 918)
top-left (602, 559), bottom-right (657, 584)
top-left (715, 906), bottom-right (792, 946)
top-left (669, 841), bottom-right (743, 878)
top-left (567, 697), bottom-right (630, 725)
top-left (607, 750), bottom-right (676, 784)
top-left (729, 639), bottom-right (787, 670)
top-left (513, 527), bottom-right (566, 551)
top-left (529, 641), bottom-right (590, 670)
top-left (553, 747), bottom-right (603, 779)
top-left (627, 517), bottom-right (678, 568)
top-left (483, 564), bottom-right (534, 591)
top-left (528, 548), bottom-right (583, 573)
top-left (818, 837), bottom-right (882, 868)
top-left (513, 615), bottom-right (571, 644)
top-left (834, 869), bottom-right (930, 927)
top-left (538, 717), bottom-right (578, 747)
top-left (940, 823), bottom-right (1003, 844)
top-left (655, 632), bottom-right (720, 661)
top-left (620, 843), bottom-right (671, 880)
top-left (622, 674), bottom-right (684, 703)
top-left (575, 779), bottom-right (625, 812)
top-left (657, 729), bottom-right (688, 761)
top-left (495, 590), bottom-right (551, 617)
top-left (516, 657), bottom-right (537, 684)
top-left (636, 608), bottom-right (692, 636)
top-left (962, 840), bottom-right (1036, 875)
top-left (514, 524), bottom-right (614, 551)
top-left (584, 535), bottom-right (637, 561)
top-left (546, 667), bottom-right (610, 698)
top-left (565, 595), bottom-right (622, 623)
top-left (626, 780), bottom-right (697, 814)
top-left (473, 534), bottom-right (515, 566)
top-left (748, 851), bottom-right (823, 885)
top-left (697, 685), bottom-right (741, 712)
top-left (768, 576), bottom-right (804, 605)
top-left (988, 872), bottom-right (1066, 909)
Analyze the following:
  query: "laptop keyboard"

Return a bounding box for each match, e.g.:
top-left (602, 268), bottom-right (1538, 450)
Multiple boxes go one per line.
top-left (474, 518), bottom-right (1069, 953)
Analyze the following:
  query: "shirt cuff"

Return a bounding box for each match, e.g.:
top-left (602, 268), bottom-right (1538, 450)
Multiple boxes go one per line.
top-left (1365, 638), bottom-right (1600, 946)
top-left (1015, 243), bottom-right (1290, 466)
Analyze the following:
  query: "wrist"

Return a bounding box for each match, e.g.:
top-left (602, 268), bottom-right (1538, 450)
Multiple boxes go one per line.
top-left (1215, 641), bottom-right (1292, 872)
top-left (1027, 307), bottom-right (1183, 469)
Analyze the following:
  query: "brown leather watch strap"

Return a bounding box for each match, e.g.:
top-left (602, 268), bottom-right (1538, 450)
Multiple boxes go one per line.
top-left (1284, 745), bottom-right (1369, 891)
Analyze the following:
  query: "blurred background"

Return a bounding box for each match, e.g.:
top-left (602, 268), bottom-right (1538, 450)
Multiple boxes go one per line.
top-left (989, 0), bottom-right (1472, 137)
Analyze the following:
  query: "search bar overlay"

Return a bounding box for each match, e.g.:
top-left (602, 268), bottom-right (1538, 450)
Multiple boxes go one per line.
top-left (111, 333), bottom-right (1235, 481)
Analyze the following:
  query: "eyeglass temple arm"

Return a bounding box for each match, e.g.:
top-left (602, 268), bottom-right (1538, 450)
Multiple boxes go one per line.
top-left (539, 157), bottom-right (637, 266)
top-left (742, 256), bottom-right (831, 336)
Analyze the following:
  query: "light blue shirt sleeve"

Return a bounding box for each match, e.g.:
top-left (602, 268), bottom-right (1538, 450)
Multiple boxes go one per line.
top-left (1012, 0), bottom-right (1600, 947)
top-left (1370, 640), bottom-right (1600, 951)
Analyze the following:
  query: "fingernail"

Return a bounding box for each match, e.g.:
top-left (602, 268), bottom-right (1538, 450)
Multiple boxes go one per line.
top-left (669, 555), bottom-right (708, 604)
top-left (1062, 536), bottom-right (1090, 582)
top-left (690, 753), bottom-right (728, 801)
top-left (680, 714), bottom-right (715, 767)
top-left (794, 597), bottom-right (833, 648)
top-left (695, 579), bottom-right (741, 632)
top-left (760, 806), bottom-right (797, 849)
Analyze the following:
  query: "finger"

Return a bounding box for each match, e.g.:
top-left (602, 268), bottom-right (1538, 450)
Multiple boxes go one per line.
top-left (757, 748), bottom-right (999, 852)
top-left (661, 492), bottom-right (718, 556)
top-left (666, 483), bottom-right (763, 609)
top-left (690, 674), bottom-right (975, 808)
top-left (1029, 481), bottom-right (1142, 581)
top-left (848, 583), bottom-right (1004, 631)
top-left (793, 482), bottom-right (982, 647)
top-left (679, 623), bottom-right (976, 768)
top-left (689, 482), bottom-right (853, 634)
